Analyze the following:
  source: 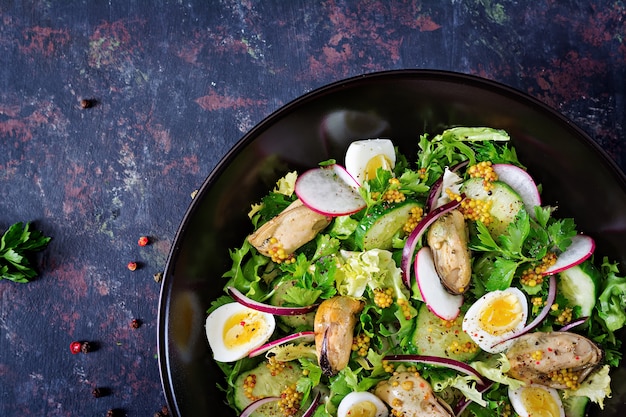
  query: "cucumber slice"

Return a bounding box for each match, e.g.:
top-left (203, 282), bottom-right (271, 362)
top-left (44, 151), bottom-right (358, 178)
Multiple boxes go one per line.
top-left (270, 279), bottom-right (315, 330)
top-left (462, 178), bottom-right (524, 237)
top-left (355, 200), bottom-right (421, 250)
top-left (412, 303), bottom-right (480, 362)
top-left (558, 261), bottom-right (601, 317)
top-left (233, 360), bottom-right (302, 414)
top-left (562, 395), bottom-right (589, 417)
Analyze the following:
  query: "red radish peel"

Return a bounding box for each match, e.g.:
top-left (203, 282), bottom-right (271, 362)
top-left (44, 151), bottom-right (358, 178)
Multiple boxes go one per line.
top-left (414, 247), bottom-right (463, 320)
top-left (492, 164), bottom-right (541, 217)
top-left (544, 234), bottom-right (595, 275)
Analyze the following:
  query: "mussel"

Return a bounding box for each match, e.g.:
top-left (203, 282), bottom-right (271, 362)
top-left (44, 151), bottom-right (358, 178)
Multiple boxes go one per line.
top-left (248, 199), bottom-right (331, 258)
top-left (426, 209), bottom-right (472, 294)
top-left (314, 296), bottom-right (363, 377)
top-left (374, 372), bottom-right (454, 417)
top-left (506, 331), bottom-right (603, 389)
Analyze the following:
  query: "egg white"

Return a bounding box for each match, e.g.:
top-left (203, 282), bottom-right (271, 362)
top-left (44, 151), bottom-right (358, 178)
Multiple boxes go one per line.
top-left (205, 302), bottom-right (275, 362)
top-left (462, 287), bottom-right (528, 353)
top-left (509, 384), bottom-right (565, 417)
top-left (344, 139), bottom-right (396, 185)
top-left (337, 391), bottom-right (389, 417)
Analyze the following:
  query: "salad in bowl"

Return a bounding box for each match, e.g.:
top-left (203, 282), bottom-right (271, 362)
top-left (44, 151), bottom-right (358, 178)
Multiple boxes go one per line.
top-left (203, 127), bottom-right (625, 417)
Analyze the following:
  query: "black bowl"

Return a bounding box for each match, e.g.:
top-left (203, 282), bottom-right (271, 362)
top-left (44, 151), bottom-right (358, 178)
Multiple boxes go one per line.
top-left (157, 70), bottom-right (626, 417)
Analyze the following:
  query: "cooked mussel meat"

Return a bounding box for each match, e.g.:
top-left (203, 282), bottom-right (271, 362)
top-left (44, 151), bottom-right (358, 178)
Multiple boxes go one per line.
top-left (427, 209), bottom-right (471, 294)
top-left (506, 331), bottom-right (603, 389)
top-left (314, 296), bottom-right (363, 377)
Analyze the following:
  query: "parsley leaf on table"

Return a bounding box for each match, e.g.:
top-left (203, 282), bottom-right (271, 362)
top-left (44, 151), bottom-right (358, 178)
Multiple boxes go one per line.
top-left (0, 222), bottom-right (51, 283)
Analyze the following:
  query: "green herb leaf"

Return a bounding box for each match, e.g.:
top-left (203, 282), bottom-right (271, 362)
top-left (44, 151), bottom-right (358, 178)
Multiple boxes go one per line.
top-left (0, 222), bottom-right (51, 283)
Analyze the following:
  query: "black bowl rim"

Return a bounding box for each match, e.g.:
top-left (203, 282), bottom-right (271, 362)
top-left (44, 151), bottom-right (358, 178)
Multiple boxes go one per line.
top-left (156, 68), bottom-right (626, 414)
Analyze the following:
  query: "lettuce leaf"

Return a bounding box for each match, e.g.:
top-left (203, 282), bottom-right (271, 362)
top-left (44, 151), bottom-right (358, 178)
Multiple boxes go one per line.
top-left (471, 353), bottom-right (525, 390)
top-left (598, 258), bottom-right (626, 333)
top-left (562, 365), bottom-right (612, 409)
top-left (336, 249), bottom-right (409, 301)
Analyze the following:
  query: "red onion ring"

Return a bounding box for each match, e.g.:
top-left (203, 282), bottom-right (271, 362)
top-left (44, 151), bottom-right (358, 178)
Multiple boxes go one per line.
top-left (425, 161), bottom-right (469, 212)
top-left (301, 389), bottom-right (322, 417)
top-left (401, 197), bottom-right (463, 287)
top-left (228, 286), bottom-right (318, 316)
top-left (383, 354), bottom-right (484, 385)
top-left (558, 316), bottom-right (589, 332)
top-left (491, 274), bottom-right (557, 349)
top-left (248, 331), bottom-right (315, 358)
top-left (239, 396), bottom-right (280, 417)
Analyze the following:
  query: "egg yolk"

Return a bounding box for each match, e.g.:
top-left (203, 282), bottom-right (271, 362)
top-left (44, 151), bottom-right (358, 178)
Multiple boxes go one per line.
top-left (346, 401), bottom-right (379, 417)
top-left (364, 154), bottom-right (393, 181)
top-left (223, 311), bottom-right (267, 349)
top-left (477, 293), bottom-right (523, 335)
top-left (519, 387), bottom-right (561, 417)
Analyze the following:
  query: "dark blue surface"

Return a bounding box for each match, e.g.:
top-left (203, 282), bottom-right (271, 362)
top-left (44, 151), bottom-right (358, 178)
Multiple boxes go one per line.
top-left (1, 1), bottom-right (624, 415)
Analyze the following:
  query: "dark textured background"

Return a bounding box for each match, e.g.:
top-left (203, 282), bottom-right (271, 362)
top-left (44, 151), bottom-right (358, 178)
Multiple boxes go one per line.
top-left (1, 1), bottom-right (624, 416)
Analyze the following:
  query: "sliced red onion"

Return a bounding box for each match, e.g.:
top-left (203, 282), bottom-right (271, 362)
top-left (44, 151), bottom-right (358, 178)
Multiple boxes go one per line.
top-left (491, 274), bottom-right (557, 349)
top-left (401, 197), bottom-right (463, 287)
top-left (240, 396), bottom-right (280, 417)
top-left (248, 331), bottom-right (315, 358)
top-left (301, 388), bottom-right (322, 417)
top-left (453, 381), bottom-right (494, 416)
top-left (239, 381), bottom-right (322, 417)
top-left (558, 316), bottom-right (589, 332)
top-left (425, 161), bottom-right (469, 212)
top-left (383, 354), bottom-right (484, 385)
top-left (228, 286), bottom-right (318, 316)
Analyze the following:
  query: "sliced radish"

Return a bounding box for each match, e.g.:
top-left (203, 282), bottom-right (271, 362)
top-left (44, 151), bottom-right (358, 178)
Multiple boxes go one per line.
top-left (426, 161), bottom-right (469, 212)
top-left (248, 331), bottom-right (315, 358)
top-left (492, 164), bottom-right (541, 218)
top-left (401, 198), bottom-right (463, 287)
top-left (414, 247), bottom-right (464, 321)
top-left (383, 354), bottom-right (484, 385)
top-left (295, 164), bottom-right (366, 216)
top-left (228, 287), bottom-right (318, 315)
top-left (543, 234), bottom-right (595, 275)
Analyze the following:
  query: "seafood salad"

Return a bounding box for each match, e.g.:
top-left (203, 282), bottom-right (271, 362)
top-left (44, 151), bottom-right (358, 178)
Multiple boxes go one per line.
top-left (205, 127), bottom-right (626, 417)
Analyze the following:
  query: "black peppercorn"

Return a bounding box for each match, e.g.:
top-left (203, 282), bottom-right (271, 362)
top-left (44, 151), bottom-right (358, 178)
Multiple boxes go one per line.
top-left (80, 341), bottom-right (92, 354)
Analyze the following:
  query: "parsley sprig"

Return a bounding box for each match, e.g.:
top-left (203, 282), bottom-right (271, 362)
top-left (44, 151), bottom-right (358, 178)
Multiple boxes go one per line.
top-left (0, 222), bottom-right (51, 283)
top-left (470, 207), bottom-right (577, 292)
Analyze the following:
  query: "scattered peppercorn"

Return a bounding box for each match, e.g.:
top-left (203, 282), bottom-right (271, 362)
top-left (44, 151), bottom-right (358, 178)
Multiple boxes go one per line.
top-left (130, 318), bottom-right (141, 329)
top-left (161, 405), bottom-right (169, 416)
top-left (70, 341), bottom-right (94, 354)
top-left (127, 261), bottom-right (138, 271)
top-left (138, 236), bottom-right (149, 246)
top-left (70, 341), bottom-right (82, 354)
top-left (106, 410), bottom-right (115, 417)
top-left (80, 341), bottom-right (93, 354)
top-left (153, 272), bottom-right (163, 283)
top-left (80, 98), bottom-right (96, 109)
top-left (92, 387), bottom-right (110, 398)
